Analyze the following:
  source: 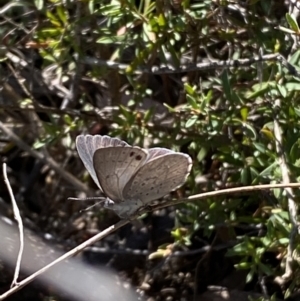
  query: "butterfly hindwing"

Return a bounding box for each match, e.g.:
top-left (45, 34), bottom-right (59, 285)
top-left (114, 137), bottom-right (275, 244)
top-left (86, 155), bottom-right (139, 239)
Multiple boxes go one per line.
top-left (123, 152), bottom-right (192, 204)
top-left (93, 146), bottom-right (148, 202)
top-left (146, 147), bottom-right (174, 161)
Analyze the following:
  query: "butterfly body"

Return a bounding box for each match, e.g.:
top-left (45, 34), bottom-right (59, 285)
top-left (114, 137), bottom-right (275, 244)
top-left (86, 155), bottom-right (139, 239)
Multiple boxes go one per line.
top-left (76, 135), bottom-right (192, 218)
top-left (102, 197), bottom-right (144, 218)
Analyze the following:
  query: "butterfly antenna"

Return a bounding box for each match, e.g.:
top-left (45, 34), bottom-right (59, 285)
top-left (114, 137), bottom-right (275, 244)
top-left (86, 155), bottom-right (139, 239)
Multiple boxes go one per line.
top-left (68, 196), bottom-right (108, 212)
top-left (79, 201), bottom-right (106, 213)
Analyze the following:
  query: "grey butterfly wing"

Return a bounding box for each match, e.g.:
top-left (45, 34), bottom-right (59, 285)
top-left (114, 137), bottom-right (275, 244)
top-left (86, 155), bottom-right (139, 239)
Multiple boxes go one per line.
top-left (146, 147), bottom-right (174, 161)
top-left (123, 151), bottom-right (192, 204)
top-left (76, 135), bottom-right (128, 189)
top-left (92, 146), bottom-right (148, 202)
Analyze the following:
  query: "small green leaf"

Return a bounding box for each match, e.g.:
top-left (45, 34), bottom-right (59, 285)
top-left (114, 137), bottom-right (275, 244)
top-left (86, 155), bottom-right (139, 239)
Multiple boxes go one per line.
top-left (164, 103), bottom-right (176, 112)
top-left (157, 13), bottom-right (166, 26)
top-left (286, 82), bottom-right (300, 91)
top-left (96, 36), bottom-right (125, 44)
top-left (246, 267), bottom-right (255, 283)
top-left (240, 167), bottom-right (249, 185)
top-left (144, 108), bottom-right (154, 123)
top-left (200, 90), bottom-right (212, 111)
top-left (185, 115), bottom-right (198, 128)
top-left (184, 83), bottom-right (196, 95)
top-left (34, 0), bottom-right (44, 10)
top-left (234, 262), bottom-right (252, 269)
top-left (277, 84), bottom-right (287, 97)
top-left (286, 13), bottom-right (300, 32)
top-left (56, 5), bottom-right (68, 25)
top-left (252, 142), bottom-right (267, 154)
top-left (290, 139), bottom-right (300, 162)
top-left (247, 82), bottom-right (270, 99)
top-left (260, 128), bottom-right (274, 140)
top-left (88, 0), bottom-right (95, 13)
top-left (197, 147), bottom-right (207, 161)
top-left (240, 107), bottom-right (248, 121)
top-left (220, 70), bottom-right (232, 102)
top-left (289, 49), bottom-right (300, 65)
top-left (46, 10), bottom-right (61, 27)
top-left (258, 162), bottom-right (278, 178)
top-left (186, 94), bottom-right (198, 110)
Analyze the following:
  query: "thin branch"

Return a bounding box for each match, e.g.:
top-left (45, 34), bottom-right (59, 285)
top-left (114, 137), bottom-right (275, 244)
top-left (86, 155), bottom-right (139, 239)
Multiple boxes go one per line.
top-left (82, 53), bottom-right (300, 77)
top-left (2, 163), bottom-right (24, 288)
top-left (150, 182), bottom-right (300, 211)
top-left (82, 53), bottom-right (278, 74)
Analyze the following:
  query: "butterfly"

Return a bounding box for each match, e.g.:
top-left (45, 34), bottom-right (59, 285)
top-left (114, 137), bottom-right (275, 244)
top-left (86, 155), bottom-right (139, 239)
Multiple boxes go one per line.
top-left (75, 135), bottom-right (192, 218)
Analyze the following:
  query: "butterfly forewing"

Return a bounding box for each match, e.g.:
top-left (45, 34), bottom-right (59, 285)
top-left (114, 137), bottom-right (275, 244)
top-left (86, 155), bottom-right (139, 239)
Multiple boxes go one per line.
top-left (76, 135), bottom-right (101, 189)
top-left (76, 135), bottom-right (128, 190)
top-left (93, 146), bottom-right (148, 202)
top-left (123, 153), bottom-right (192, 204)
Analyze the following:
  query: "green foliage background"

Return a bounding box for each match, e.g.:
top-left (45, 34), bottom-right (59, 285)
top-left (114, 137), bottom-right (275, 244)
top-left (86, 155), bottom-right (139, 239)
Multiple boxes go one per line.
top-left (1, 0), bottom-right (300, 300)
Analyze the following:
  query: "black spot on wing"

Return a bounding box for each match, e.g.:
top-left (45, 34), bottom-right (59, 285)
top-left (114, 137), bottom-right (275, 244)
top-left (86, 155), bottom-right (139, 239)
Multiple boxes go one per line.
top-left (129, 151), bottom-right (143, 161)
top-left (136, 155), bottom-right (142, 160)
